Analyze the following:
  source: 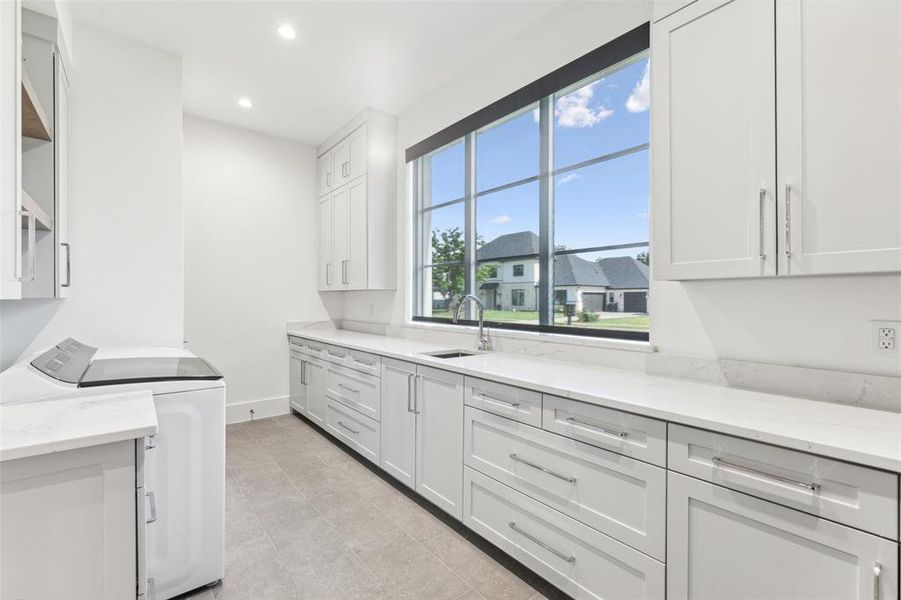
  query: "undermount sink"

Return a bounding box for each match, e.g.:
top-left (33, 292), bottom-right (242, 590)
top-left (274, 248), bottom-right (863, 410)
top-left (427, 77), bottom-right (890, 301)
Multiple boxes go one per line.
top-left (422, 350), bottom-right (479, 359)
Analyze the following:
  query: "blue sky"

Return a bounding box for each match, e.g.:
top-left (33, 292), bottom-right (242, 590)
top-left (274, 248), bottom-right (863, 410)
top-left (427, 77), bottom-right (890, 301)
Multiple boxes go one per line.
top-left (425, 56), bottom-right (650, 264)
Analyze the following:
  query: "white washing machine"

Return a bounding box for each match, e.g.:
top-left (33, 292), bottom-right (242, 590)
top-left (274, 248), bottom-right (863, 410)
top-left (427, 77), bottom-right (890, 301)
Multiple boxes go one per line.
top-left (0, 339), bottom-right (226, 600)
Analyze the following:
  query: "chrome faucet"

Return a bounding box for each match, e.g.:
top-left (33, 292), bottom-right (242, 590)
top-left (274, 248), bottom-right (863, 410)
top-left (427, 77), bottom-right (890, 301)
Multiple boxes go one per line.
top-left (453, 294), bottom-right (490, 351)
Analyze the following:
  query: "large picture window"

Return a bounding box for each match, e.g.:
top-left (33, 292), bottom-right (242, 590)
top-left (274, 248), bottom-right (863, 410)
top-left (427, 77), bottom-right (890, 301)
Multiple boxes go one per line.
top-left (411, 25), bottom-right (650, 341)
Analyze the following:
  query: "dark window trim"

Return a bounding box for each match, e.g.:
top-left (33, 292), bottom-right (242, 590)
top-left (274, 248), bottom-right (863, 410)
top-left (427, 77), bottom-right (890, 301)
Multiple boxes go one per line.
top-left (412, 316), bottom-right (649, 342)
top-left (405, 22), bottom-right (650, 163)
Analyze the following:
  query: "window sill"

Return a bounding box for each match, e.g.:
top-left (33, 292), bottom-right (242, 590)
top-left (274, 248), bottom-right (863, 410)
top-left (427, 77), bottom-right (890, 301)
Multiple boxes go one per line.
top-left (404, 320), bottom-right (656, 354)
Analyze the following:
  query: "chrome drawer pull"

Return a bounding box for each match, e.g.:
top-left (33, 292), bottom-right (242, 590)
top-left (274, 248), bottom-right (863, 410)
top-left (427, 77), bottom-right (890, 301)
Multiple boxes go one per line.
top-left (474, 393), bottom-right (520, 408)
top-left (711, 456), bottom-right (821, 493)
top-left (328, 350), bottom-right (345, 358)
top-left (508, 522), bottom-right (575, 563)
top-left (146, 491), bottom-right (158, 524)
top-left (874, 563), bottom-right (882, 600)
top-left (338, 383), bottom-right (360, 394)
top-left (510, 453), bottom-right (576, 484)
top-left (337, 420), bottom-right (359, 435)
top-left (354, 358), bottom-right (375, 367)
top-left (565, 416), bottom-right (629, 439)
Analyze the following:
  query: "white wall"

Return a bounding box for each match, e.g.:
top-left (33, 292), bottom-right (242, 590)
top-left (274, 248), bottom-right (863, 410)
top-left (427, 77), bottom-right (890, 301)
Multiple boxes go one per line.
top-left (0, 23), bottom-right (183, 369)
top-left (339, 0), bottom-right (901, 380)
top-left (182, 116), bottom-right (339, 419)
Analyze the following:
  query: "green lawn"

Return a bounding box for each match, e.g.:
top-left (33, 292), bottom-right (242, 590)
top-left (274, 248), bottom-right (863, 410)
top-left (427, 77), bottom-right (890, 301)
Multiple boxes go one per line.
top-left (431, 310), bottom-right (649, 332)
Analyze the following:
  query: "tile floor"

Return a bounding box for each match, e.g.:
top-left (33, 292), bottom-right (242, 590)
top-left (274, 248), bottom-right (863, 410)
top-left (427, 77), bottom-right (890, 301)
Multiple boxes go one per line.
top-left (180, 413), bottom-right (568, 600)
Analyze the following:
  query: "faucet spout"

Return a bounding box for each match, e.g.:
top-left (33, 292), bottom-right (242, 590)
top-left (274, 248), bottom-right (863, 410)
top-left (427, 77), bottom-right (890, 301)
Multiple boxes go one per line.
top-left (452, 294), bottom-right (490, 352)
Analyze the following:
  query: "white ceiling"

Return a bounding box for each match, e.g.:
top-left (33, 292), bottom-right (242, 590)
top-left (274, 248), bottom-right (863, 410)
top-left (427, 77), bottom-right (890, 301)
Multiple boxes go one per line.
top-left (68, 1), bottom-right (567, 145)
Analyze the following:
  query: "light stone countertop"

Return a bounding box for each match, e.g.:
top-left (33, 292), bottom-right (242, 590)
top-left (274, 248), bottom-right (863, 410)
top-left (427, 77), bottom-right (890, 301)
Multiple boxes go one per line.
top-left (287, 327), bottom-right (901, 473)
top-left (0, 391), bottom-right (158, 462)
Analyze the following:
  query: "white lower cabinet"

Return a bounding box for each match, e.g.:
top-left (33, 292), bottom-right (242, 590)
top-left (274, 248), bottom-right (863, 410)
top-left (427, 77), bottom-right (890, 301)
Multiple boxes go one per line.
top-left (465, 407), bottom-right (666, 560)
top-left (464, 467), bottom-right (665, 600)
top-left (415, 365), bottom-right (465, 519)
top-left (289, 350), bottom-right (307, 415)
top-left (380, 358), bottom-right (417, 489)
top-left (0, 440), bottom-right (140, 599)
top-left (304, 356), bottom-right (328, 426)
top-left (324, 397), bottom-right (380, 464)
top-left (667, 471), bottom-right (899, 600)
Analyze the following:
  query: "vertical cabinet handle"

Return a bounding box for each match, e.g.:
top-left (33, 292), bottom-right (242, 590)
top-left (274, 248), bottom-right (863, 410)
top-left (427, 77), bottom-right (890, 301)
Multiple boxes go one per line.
top-left (300, 360), bottom-right (307, 385)
top-left (342, 260), bottom-right (348, 284)
top-left (326, 172), bottom-right (331, 188)
top-left (326, 262), bottom-right (331, 286)
top-left (61, 242), bottom-right (71, 287)
top-left (145, 490), bottom-right (158, 524)
top-left (758, 188), bottom-right (766, 259)
top-left (784, 184), bottom-right (792, 258)
top-left (873, 563), bottom-right (882, 600)
top-left (406, 373), bottom-right (415, 412)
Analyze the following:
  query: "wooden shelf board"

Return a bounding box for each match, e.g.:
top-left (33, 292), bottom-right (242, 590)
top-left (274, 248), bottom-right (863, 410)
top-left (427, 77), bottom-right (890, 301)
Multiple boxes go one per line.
top-left (22, 69), bottom-right (53, 142)
top-left (21, 189), bottom-right (53, 231)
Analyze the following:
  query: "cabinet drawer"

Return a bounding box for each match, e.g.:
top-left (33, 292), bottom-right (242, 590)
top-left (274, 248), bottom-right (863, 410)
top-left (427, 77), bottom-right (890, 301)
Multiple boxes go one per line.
top-left (324, 344), bottom-right (349, 364)
top-left (324, 398), bottom-right (380, 464)
top-left (465, 407), bottom-right (666, 560)
top-left (325, 363), bottom-right (380, 421)
top-left (464, 467), bottom-right (665, 600)
top-left (464, 377), bottom-right (542, 427)
top-left (668, 424), bottom-right (899, 539)
top-left (346, 349), bottom-right (380, 376)
top-left (288, 336), bottom-right (305, 352)
top-left (542, 395), bottom-right (667, 466)
top-left (300, 338), bottom-right (328, 359)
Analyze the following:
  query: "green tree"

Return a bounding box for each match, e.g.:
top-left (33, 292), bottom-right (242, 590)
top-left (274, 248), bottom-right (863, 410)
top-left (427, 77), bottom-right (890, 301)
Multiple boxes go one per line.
top-left (636, 251), bottom-right (650, 266)
top-left (430, 227), bottom-right (494, 309)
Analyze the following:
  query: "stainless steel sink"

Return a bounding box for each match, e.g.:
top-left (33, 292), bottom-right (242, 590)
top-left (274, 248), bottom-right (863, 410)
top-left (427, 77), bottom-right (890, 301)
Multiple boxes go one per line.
top-left (422, 350), bottom-right (479, 359)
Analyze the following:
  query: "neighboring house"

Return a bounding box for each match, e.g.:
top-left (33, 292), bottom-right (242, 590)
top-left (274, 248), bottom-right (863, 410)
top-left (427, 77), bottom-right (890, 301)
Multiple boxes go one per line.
top-left (476, 231), bottom-right (649, 313)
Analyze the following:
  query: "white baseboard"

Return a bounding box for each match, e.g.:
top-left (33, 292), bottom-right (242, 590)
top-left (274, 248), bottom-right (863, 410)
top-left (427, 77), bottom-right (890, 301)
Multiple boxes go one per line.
top-left (226, 395), bottom-right (290, 424)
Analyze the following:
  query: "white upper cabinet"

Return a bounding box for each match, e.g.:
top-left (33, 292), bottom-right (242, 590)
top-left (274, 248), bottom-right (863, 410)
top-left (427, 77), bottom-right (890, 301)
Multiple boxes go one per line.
top-left (652, 0), bottom-right (776, 280)
top-left (317, 108), bottom-right (397, 291)
top-left (653, 0), bottom-right (900, 280)
top-left (776, 0), bottom-right (901, 275)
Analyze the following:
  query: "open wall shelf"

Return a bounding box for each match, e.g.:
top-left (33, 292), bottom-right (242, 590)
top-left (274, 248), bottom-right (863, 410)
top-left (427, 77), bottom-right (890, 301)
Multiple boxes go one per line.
top-left (21, 69), bottom-right (53, 142)
top-left (21, 189), bottom-right (53, 231)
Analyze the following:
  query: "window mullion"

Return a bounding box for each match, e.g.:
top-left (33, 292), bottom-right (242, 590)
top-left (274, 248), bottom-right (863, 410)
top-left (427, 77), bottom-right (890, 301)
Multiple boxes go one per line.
top-left (538, 96), bottom-right (554, 326)
top-left (463, 132), bottom-right (477, 320)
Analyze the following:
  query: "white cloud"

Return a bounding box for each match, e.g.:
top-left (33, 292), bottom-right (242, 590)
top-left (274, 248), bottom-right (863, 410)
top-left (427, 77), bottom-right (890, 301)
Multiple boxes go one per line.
top-left (532, 108), bottom-right (539, 123)
top-left (555, 81), bottom-right (614, 128)
top-left (637, 212), bottom-right (648, 219)
top-left (626, 62), bottom-right (650, 113)
top-left (557, 173), bottom-right (580, 186)
top-left (490, 214), bottom-right (512, 225)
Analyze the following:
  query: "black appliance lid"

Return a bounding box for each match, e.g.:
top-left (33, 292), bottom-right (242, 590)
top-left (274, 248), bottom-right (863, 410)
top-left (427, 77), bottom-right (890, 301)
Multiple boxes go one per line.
top-left (79, 357), bottom-right (223, 387)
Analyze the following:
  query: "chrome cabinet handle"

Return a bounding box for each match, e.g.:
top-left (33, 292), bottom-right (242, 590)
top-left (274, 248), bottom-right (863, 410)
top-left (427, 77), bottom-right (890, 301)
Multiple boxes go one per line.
top-left (146, 490), bottom-right (158, 524)
top-left (338, 382), bottom-right (359, 394)
top-left (325, 262), bottom-right (331, 286)
top-left (758, 188), bottom-right (766, 259)
top-left (337, 420), bottom-right (359, 435)
top-left (407, 373), bottom-right (415, 412)
top-left (508, 522), bottom-right (575, 563)
top-left (353, 357), bottom-right (375, 367)
top-left (300, 360), bottom-right (307, 385)
top-left (711, 456), bottom-right (821, 493)
top-left (784, 184), bottom-right (792, 257)
top-left (342, 259), bottom-right (348, 284)
top-left (61, 242), bottom-right (71, 287)
top-left (474, 393), bottom-right (520, 409)
top-left (145, 434), bottom-right (157, 450)
top-left (510, 453), bottom-right (576, 483)
top-left (326, 172), bottom-right (331, 188)
top-left (327, 350), bottom-right (344, 358)
top-left (874, 563), bottom-right (882, 600)
top-left (565, 416), bottom-right (629, 440)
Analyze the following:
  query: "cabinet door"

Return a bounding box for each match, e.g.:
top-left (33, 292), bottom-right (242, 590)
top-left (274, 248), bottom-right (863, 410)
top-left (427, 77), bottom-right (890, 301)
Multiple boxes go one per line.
top-left (333, 138), bottom-right (350, 187)
top-left (652, 0), bottom-right (776, 280)
top-left (289, 352), bottom-right (308, 415)
top-left (0, 0), bottom-right (22, 300)
top-left (347, 125), bottom-right (368, 182)
top-left (667, 472), bottom-right (898, 600)
top-left (305, 357), bottom-right (327, 426)
top-left (344, 176), bottom-right (367, 289)
top-left (380, 359), bottom-right (416, 489)
top-left (415, 365), bottom-right (464, 519)
top-left (777, 0), bottom-right (901, 275)
top-left (1, 441), bottom-right (137, 599)
top-left (55, 53), bottom-right (70, 297)
top-left (318, 195), bottom-right (333, 290)
top-left (317, 150), bottom-right (333, 198)
top-left (331, 185), bottom-right (350, 288)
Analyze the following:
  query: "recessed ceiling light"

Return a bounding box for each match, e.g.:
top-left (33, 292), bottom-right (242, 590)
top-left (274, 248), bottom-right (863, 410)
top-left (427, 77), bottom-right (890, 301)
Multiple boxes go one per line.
top-left (277, 24), bottom-right (296, 40)
top-left (237, 97), bottom-right (253, 109)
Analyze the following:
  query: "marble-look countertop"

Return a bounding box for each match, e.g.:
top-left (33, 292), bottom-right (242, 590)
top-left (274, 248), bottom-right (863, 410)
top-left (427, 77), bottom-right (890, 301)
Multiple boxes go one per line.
top-left (0, 391), bottom-right (158, 462)
top-left (287, 327), bottom-right (901, 473)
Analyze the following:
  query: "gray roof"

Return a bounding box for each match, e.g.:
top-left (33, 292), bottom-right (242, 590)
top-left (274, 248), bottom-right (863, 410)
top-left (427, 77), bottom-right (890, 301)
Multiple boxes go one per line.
top-left (477, 232), bottom-right (539, 260)
top-left (477, 231), bottom-right (648, 290)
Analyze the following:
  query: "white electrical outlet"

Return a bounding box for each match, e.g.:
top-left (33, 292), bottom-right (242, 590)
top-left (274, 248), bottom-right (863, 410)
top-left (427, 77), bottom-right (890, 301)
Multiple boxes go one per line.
top-left (873, 320), bottom-right (899, 353)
